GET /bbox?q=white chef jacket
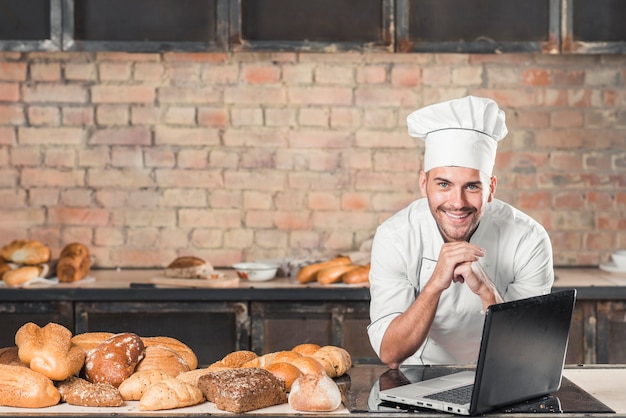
[367,198,554,365]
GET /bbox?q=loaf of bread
[56,376,124,407]
[197,368,287,413]
[118,369,171,401]
[0,364,60,408]
[341,263,370,285]
[0,259,11,278]
[1,239,51,265]
[291,343,321,356]
[311,345,352,378]
[71,332,115,355]
[0,346,27,367]
[221,350,258,368]
[264,362,302,392]
[56,243,91,283]
[288,373,342,412]
[287,355,327,376]
[84,332,145,387]
[165,256,214,278]
[142,336,198,370]
[317,264,360,285]
[2,265,45,287]
[134,345,190,377]
[138,377,204,411]
[15,322,85,381]
[296,256,351,283]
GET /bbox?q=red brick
[521,69,550,86]
[242,64,281,84]
[584,231,616,250]
[90,127,150,145]
[155,127,219,146]
[0,209,46,226]
[552,70,585,86]
[92,85,155,103]
[289,131,351,149]
[0,62,27,81]
[0,127,15,145]
[289,87,351,105]
[357,65,387,84]
[30,63,61,81]
[355,86,415,107]
[87,168,153,188]
[198,107,229,127]
[48,207,110,225]
[19,127,85,145]
[62,106,94,126]
[518,192,551,210]
[179,208,241,228]
[23,84,87,103]
[155,169,223,188]
[0,82,19,101]
[28,106,60,126]
[274,211,310,230]
[109,248,175,268]
[341,192,370,211]
[0,104,23,124]
[159,86,220,104]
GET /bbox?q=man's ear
[419,170,427,196]
[488,176,497,202]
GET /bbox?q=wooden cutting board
[149,275,240,288]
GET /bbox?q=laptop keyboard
[423,384,473,403]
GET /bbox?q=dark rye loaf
[197,368,287,413]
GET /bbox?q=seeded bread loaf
[197,368,287,413]
[56,376,123,407]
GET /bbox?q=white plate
[599,262,626,274]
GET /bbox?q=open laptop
[378,289,577,416]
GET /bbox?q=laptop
[378,289,577,416]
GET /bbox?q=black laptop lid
[470,289,577,415]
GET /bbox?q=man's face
[419,166,496,242]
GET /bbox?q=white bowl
[232,262,279,282]
[611,250,626,269]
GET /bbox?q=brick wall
[0,51,624,267]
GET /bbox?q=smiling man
[367,96,554,369]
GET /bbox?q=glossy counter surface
[0,267,625,301]
[0,364,623,417]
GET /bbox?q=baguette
[317,264,359,285]
[341,263,371,285]
[296,256,351,284]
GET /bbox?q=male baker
[367,96,553,369]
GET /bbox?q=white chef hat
[406,96,508,176]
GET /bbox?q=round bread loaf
[142,336,198,370]
[288,373,342,412]
[84,332,145,387]
[1,239,51,265]
[291,343,321,356]
[0,346,27,367]
[264,361,302,392]
[221,350,258,368]
[15,322,85,381]
[134,345,190,377]
[164,256,213,278]
[271,350,302,364]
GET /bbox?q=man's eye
[467,184,480,191]
[438,182,449,188]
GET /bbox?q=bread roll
[142,336,198,370]
[134,345,190,377]
[311,345,352,378]
[118,369,171,401]
[3,265,44,287]
[221,350,258,368]
[1,239,51,265]
[165,256,214,278]
[84,333,145,387]
[296,256,351,284]
[0,346,27,367]
[0,260,11,278]
[287,356,326,376]
[206,360,233,372]
[341,263,370,285]
[56,376,124,407]
[264,362,302,392]
[139,377,204,411]
[292,343,321,356]
[56,242,91,283]
[0,364,60,408]
[71,332,115,355]
[15,322,85,381]
[317,264,359,285]
[176,368,216,386]
[241,351,278,368]
[288,373,342,412]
